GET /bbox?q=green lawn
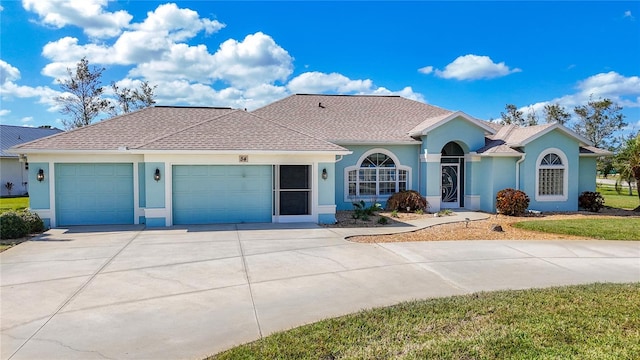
[597,184,639,210]
[0,196,29,212]
[211,283,640,359]
[513,218,640,240]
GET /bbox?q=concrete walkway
[1,215,639,359]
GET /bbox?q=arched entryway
[441,142,465,208]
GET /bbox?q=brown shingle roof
[140,110,347,152]
[252,94,454,143]
[15,106,234,151]
[13,106,347,153]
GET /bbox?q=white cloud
[133,3,225,42]
[287,72,373,94]
[368,86,426,103]
[0,60,21,84]
[0,109,10,116]
[0,81,61,110]
[624,10,635,20]
[429,54,521,80]
[21,116,34,123]
[517,71,640,123]
[22,0,132,38]
[418,66,433,75]
[30,2,426,113]
[209,32,293,88]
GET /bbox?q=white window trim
[535,148,568,202]
[343,148,411,202]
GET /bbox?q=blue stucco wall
[479,157,517,212]
[335,144,420,210]
[28,163,49,209]
[522,130,580,212]
[144,162,165,208]
[578,157,597,193]
[318,162,335,206]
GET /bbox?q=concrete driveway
[1,223,639,359]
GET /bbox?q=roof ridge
[135,109,240,149]
[241,111,348,151]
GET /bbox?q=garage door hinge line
[7,229,144,360]
[235,225,263,338]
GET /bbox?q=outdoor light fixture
[37,169,45,182]
[322,168,328,180]
[154,168,161,182]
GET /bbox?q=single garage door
[55,163,134,226]
[173,165,272,224]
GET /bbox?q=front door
[441,164,460,208]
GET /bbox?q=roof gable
[408,111,497,137]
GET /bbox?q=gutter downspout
[515,154,525,190]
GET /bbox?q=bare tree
[55,57,113,129]
[500,104,525,126]
[543,103,571,125]
[111,81,157,115]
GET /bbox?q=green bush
[578,191,605,212]
[386,190,428,212]
[352,200,381,220]
[0,211,29,239]
[496,188,530,216]
[19,210,45,233]
[377,216,389,225]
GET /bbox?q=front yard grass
[211,283,640,359]
[597,184,639,210]
[0,196,29,212]
[513,218,640,240]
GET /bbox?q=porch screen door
[441,164,459,208]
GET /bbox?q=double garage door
[172,165,272,225]
[54,164,272,226]
[55,163,134,226]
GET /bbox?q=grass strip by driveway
[211,283,640,359]
[513,218,640,240]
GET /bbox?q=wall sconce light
[321,168,328,180]
[37,169,45,182]
[154,168,161,182]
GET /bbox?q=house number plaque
[239,155,248,163]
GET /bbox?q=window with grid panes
[347,153,408,197]
[538,153,564,196]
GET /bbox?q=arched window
[536,149,568,201]
[346,150,410,199]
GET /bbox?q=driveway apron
[1,224,639,359]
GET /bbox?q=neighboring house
[10,94,609,228]
[1,125,63,196]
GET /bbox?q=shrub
[352,200,382,221]
[578,191,605,212]
[390,210,399,218]
[377,217,389,225]
[19,210,45,233]
[386,190,428,212]
[496,188,530,216]
[0,211,29,240]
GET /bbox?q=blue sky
[1,1,639,134]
